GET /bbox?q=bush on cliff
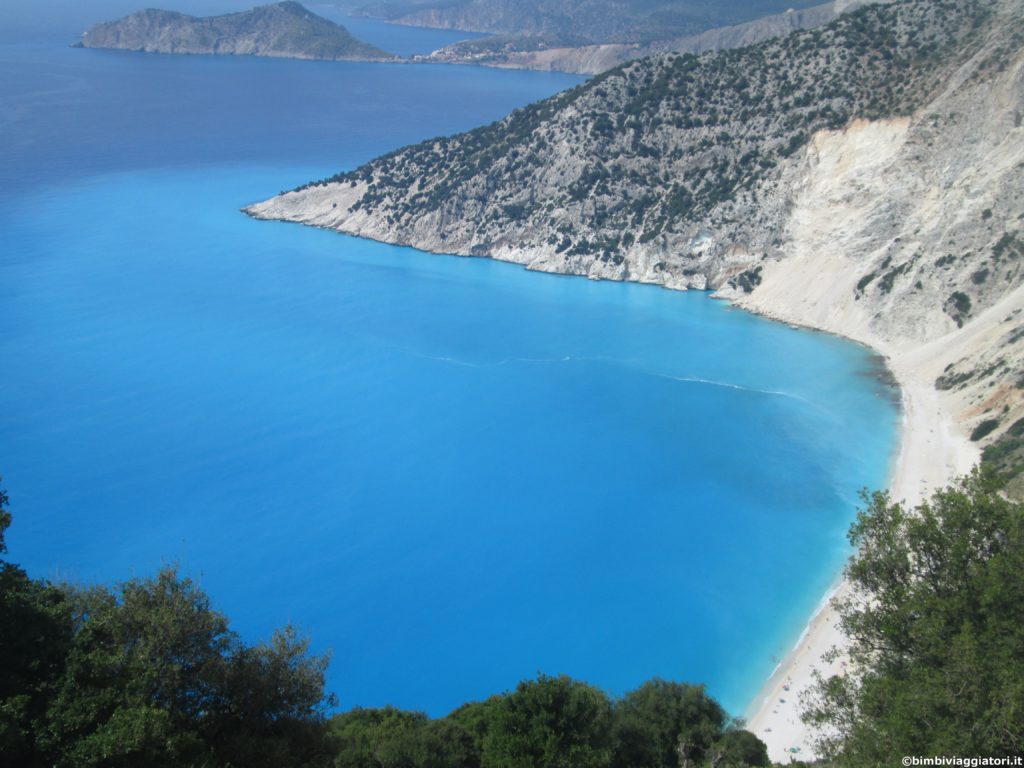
[803,468,1024,762]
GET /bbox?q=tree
[0,477,73,767]
[207,625,335,767]
[610,680,763,768]
[0,477,10,554]
[41,568,333,768]
[803,468,1024,763]
[482,674,614,768]
[329,707,431,768]
[0,564,72,766]
[708,729,769,768]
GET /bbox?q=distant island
[75,1,394,62]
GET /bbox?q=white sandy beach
[744,361,978,762]
[736,286,1024,761]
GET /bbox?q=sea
[0,0,899,716]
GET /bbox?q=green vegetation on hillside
[354,0,828,45]
[981,416,1024,498]
[803,468,1024,762]
[301,0,997,263]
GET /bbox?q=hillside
[422,0,886,74]
[249,0,1024,460]
[77,1,392,61]
[350,0,827,44]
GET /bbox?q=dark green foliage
[713,729,769,767]
[0,479,73,766]
[732,266,762,294]
[992,231,1024,262]
[327,675,765,768]
[982,417,1024,498]
[935,358,1005,391]
[482,675,614,768]
[0,564,72,766]
[935,367,974,390]
[855,271,877,293]
[330,707,436,768]
[803,469,1024,762]
[970,418,1000,441]
[0,482,334,768]
[41,570,333,768]
[610,679,727,768]
[328,706,482,768]
[946,290,972,326]
[877,261,911,294]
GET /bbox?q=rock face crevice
[248,0,1024,447]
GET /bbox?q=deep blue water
[0,3,898,716]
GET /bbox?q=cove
[0,6,898,717]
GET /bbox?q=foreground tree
[611,680,766,768]
[0,477,335,767]
[482,674,615,768]
[0,479,73,767]
[41,569,334,767]
[803,468,1024,762]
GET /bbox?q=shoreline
[740,328,980,762]
[246,199,1003,760]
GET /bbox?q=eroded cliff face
[247,0,1024,448]
[734,37,1024,441]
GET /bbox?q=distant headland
[74,1,395,62]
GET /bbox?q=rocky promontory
[76,2,393,61]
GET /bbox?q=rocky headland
[77,1,393,61]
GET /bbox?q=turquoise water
[0,5,898,716]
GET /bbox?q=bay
[0,4,898,716]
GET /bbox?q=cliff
[247,0,1024,455]
[77,1,393,61]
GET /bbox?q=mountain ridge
[350,0,828,44]
[421,0,890,75]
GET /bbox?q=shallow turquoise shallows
[0,2,899,717]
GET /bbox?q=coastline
[739,321,980,762]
